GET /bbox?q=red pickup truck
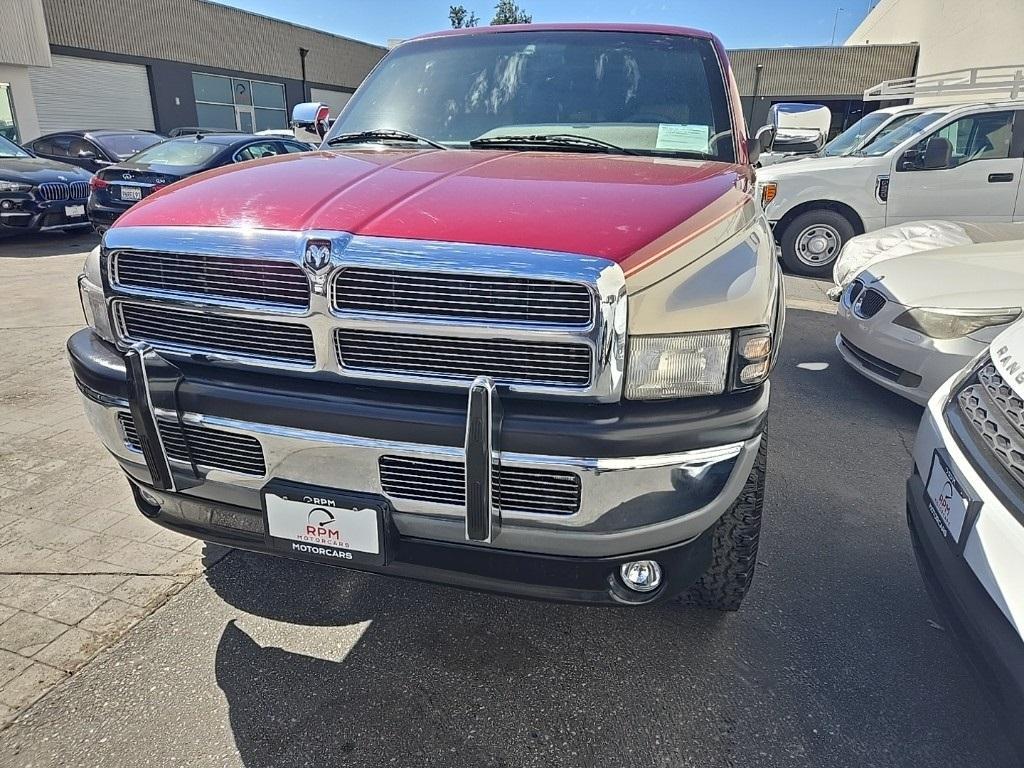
[70,24,783,608]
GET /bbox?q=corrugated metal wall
[729,44,919,97]
[40,0,386,88]
[0,0,52,67]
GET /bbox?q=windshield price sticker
[656,123,711,153]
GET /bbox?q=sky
[215,0,878,51]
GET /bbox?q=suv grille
[855,288,887,319]
[118,413,266,476]
[37,182,71,201]
[378,456,581,515]
[112,251,309,308]
[332,267,594,325]
[116,302,316,367]
[336,329,592,387]
[957,362,1024,486]
[69,181,89,200]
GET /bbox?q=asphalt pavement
[0,289,1018,767]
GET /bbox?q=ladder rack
[864,65,1024,102]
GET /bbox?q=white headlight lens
[892,307,1021,340]
[0,180,32,193]
[625,331,731,399]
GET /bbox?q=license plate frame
[64,204,85,218]
[119,186,143,202]
[261,480,388,567]
[924,449,981,555]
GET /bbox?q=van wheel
[779,209,855,278]
[677,434,766,611]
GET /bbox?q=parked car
[24,129,165,173]
[759,101,1024,276]
[87,133,311,232]
[836,235,1023,404]
[0,135,92,236]
[71,23,783,610]
[907,321,1024,747]
[817,104,926,159]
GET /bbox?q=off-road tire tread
[678,434,767,611]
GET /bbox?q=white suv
[760,102,1024,276]
[908,322,1024,743]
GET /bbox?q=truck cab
[70,24,782,609]
[759,66,1024,276]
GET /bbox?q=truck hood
[758,153,873,179]
[863,240,1024,310]
[113,148,748,263]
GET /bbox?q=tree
[491,0,532,24]
[449,5,479,28]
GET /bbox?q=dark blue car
[0,136,93,237]
[87,133,310,233]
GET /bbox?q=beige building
[846,0,1024,100]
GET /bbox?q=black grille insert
[119,413,266,476]
[379,455,581,515]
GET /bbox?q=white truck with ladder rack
[758,65,1024,276]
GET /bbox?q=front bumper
[907,377,1024,721]
[0,194,90,233]
[70,329,767,604]
[835,290,985,405]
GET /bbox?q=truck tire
[678,433,767,611]
[779,209,855,278]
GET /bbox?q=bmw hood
[860,239,1024,310]
[0,157,92,184]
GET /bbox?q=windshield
[857,112,946,157]
[328,30,736,162]
[98,133,164,160]
[821,113,889,156]
[128,139,222,166]
[0,136,31,158]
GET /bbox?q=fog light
[0,200,13,210]
[619,560,662,592]
[139,487,161,507]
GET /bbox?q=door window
[917,111,1016,166]
[0,83,18,143]
[278,141,310,153]
[234,141,281,162]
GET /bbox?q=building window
[0,84,19,143]
[192,73,287,133]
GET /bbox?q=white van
[760,102,1024,276]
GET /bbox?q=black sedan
[88,133,310,232]
[24,130,166,173]
[0,135,93,236]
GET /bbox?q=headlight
[0,180,31,193]
[892,307,1021,340]
[624,326,775,400]
[760,182,777,207]
[78,247,116,343]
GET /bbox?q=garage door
[310,87,353,118]
[29,55,155,136]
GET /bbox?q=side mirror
[291,102,331,140]
[747,125,776,165]
[921,136,952,170]
[767,103,831,155]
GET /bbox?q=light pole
[299,47,309,102]
[831,6,845,45]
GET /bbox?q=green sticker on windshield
[656,124,710,153]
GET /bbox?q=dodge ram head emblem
[303,239,333,294]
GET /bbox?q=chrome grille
[118,413,266,476]
[855,288,886,319]
[336,329,592,387]
[116,302,316,367]
[112,250,310,308]
[332,267,594,325]
[37,182,70,201]
[958,363,1024,486]
[378,456,581,515]
[69,181,89,200]
[846,279,864,304]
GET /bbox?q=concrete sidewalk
[0,234,208,726]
